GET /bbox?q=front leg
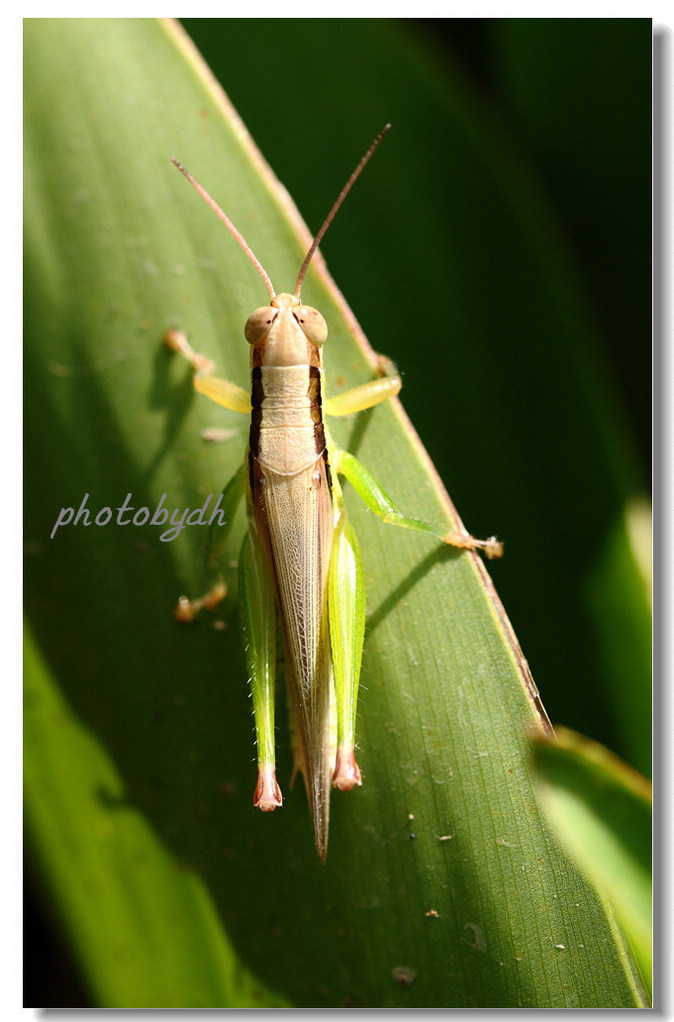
[324,354,401,417]
[164,328,251,414]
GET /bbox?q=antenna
[293,123,391,299]
[170,157,276,301]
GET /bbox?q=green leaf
[25,19,650,1008]
[533,728,652,996]
[24,622,289,1008]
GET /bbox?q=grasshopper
[165,126,502,861]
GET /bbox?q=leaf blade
[24,18,649,1008]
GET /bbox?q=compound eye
[293,306,328,347]
[244,306,276,345]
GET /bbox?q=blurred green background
[24,18,651,1006]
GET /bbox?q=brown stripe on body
[307,365,328,460]
[248,366,264,497]
[306,367,335,493]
